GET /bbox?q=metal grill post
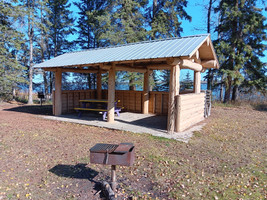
[111,165,116,190]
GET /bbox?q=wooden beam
[116,65,147,73]
[206,37,210,46]
[167,64,180,134]
[62,68,98,73]
[44,68,56,72]
[180,59,203,72]
[194,71,201,93]
[54,68,62,116]
[167,58,203,72]
[142,71,149,114]
[43,67,107,73]
[107,63,115,122]
[201,60,216,69]
[97,69,102,99]
[102,64,147,73]
[166,58,181,66]
[147,64,171,70]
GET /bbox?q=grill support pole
[111,165,116,191]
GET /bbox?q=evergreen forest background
[1,0,266,104]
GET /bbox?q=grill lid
[90,143,119,153]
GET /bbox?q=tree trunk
[153,0,157,18]
[43,71,49,99]
[206,0,213,91]
[129,78,136,91]
[12,87,16,101]
[87,74,92,89]
[224,76,232,103]
[40,3,49,100]
[232,84,238,101]
[93,74,96,89]
[220,75,224,102]
[28,28,33,104]
[207,69,211,90]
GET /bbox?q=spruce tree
[47,0,75,57]
[0,0,26,100]
[99,0,146,45]
[215,0,266,102]
[181,71,193,90]
[146,0,191,39]
[74,0,109,49]
[36,0,51,99]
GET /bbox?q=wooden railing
[55,89,206,132]
[59,89,169,115]
[61,90,96,114]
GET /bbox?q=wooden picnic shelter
[34,34,219,134]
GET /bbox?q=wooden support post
[107,63,115,122]
[54,68,62,116]
[111,165,117,191]
[194,71,201,93]
[142,71,149,114]
[97,69,102,99]
[176,95,182,132]
[167,65,180,134]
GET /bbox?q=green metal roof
[34,34,210,68]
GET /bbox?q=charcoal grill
[90,143,135,191]
[90,143,135,166]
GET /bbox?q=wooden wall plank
[162,94,169,115]
[149,93,155,114]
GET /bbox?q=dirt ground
[0,102,266,200]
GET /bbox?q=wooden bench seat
[74,108,107,112]
[74,106,123,120]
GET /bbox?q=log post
[54,68,62,116]
[167,65,180,134]
[107,63,115,122]
[142,70,149,114]
[194,71,201,93]
[97,68,102,99]
[111,165,117,191]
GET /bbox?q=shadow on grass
[49,163,98,180]
[4,105,53,115]
[252,104,267,112]
[49,163,104,197]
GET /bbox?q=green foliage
[47,0,75,56]
[74,0,109,49]
[181,71,193,90]
[215,0,266,102]
[0,0,27,100]
[98,0,147,45]
[158,70,170,91]
[146,0,191,39]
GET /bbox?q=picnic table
[74,99,122,120]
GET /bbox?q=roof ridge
[65,34,210,55]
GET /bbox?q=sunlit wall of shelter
[34,34,219,134]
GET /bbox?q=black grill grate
[90,143,119,153]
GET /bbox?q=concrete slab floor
[42,112,205,143]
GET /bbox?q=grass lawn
[0,102,266,199]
